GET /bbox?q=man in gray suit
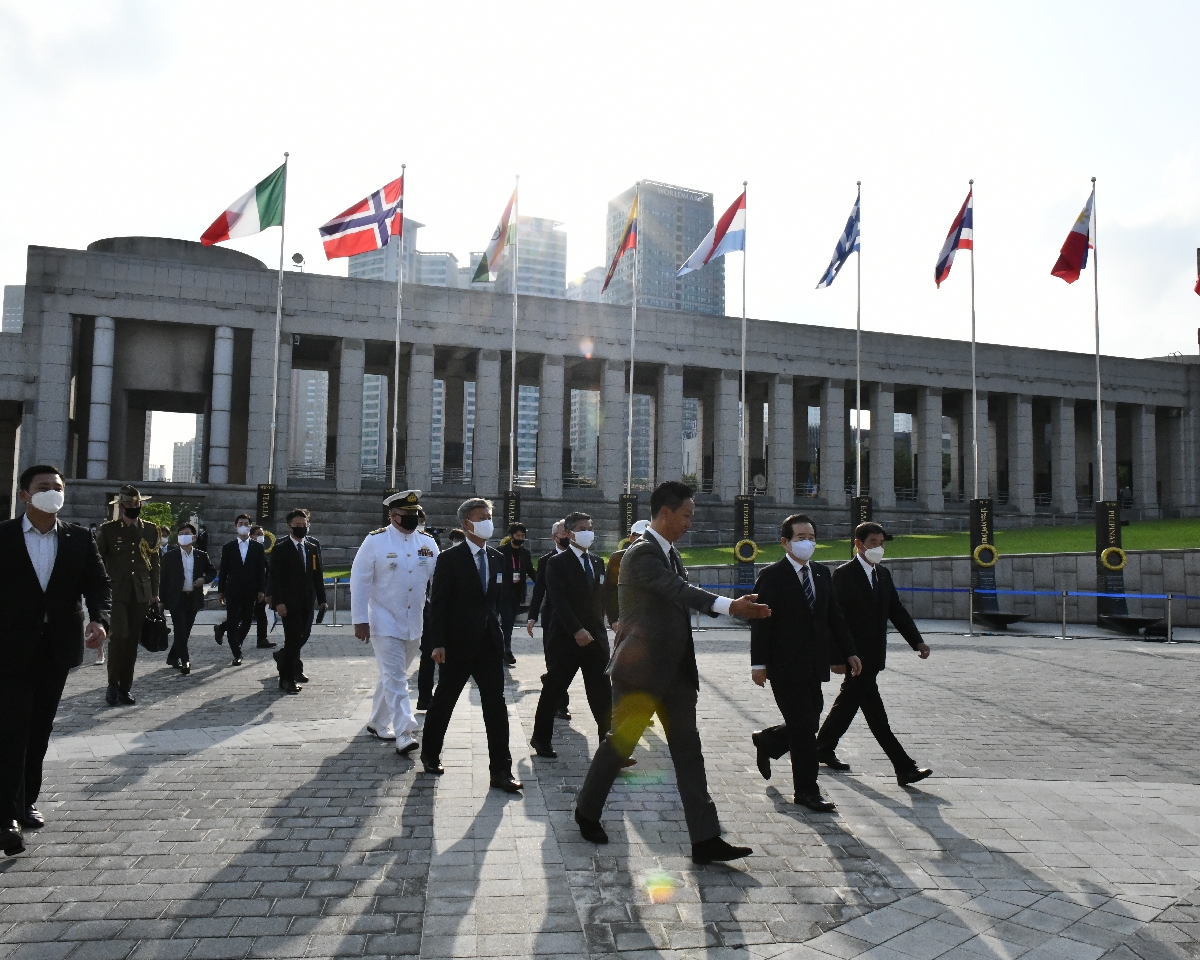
[574,481,771,864]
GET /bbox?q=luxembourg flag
[934,189,973,288]
[1051,189,1095,284]
[677,190,746,277]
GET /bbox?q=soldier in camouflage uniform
[95,485,160,705]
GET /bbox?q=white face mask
[178,534,194,546]
[417,523,426,533]
[470,518,494,541]
[255,535,266,544]
[30,489,65,514]
[573,529,596,550]
[789,538,816,562]
[864,545,885,564]
[237,525,250,536]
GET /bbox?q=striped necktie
[800,564,815,611]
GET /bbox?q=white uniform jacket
[350,525,440,640]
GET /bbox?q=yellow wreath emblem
[734,539,760,563]
[1100,546,1127,571]
[263,530,277,555]
[972,543,999,568]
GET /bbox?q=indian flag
[201,163,286,246]
[471,188,517,283]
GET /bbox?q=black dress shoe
[751,731,771,780]
[180,663,190,676]
[555,708,571,720]
[574,808,608,845]
[504,652,517,666]
[231,656,242,666]
[490,774,523,793]
[529,738,557,759]
[105,685,118,706]
[415,700,430,711]
[256,641,277,649]
[295,673,309,683]
[117,691,136,706]
[0,821,24,856]
[420,756,444,775]
[898,767,933,786]
[19,807,44,829]
[692,836,752,865]
[620,758,637,768]
[166,653,179,667]
[794,790,837,812]
[817,750,850,770]
[214,624,224,645]
[280,678,300,694]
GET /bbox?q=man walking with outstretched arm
[574,481,771,864]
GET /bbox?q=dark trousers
[107,597,146,693]
[420,640,511,775]
[540,624,569,712]
[167,605,197,665]
[0,633,70,822]
[224,594,256,655]
[756,672,825,795]
[577,678,720,844]
[254,599,269,645]
[500,594,521,655]
[275,607,312,680]
[416,649,437,706]
[532,635,611,745]
[815,669,915,773]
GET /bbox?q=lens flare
[643,871,676,904]
[579,338,594,358]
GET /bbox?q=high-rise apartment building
[569,389,600,482]
[515,384,540,482]
[346,218,424,283]
[601,180,723,316]
[460,253,492,292]
[415,252,460,288]
[431,379,445,476]
[288,370,329,475]
[361,374,385,476]
[2,285,24,332]
[173,439,196,483]
[566,267,605,303]
[494,217,567,299]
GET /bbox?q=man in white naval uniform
[352,490,439,755]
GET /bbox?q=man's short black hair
[650,480,694,518]
[176,521,197,535]
[448,528,466,544]
[19,464,62,492]
[235,513,252,524]
[285,508,310,524]
[781,514,818,540]
[854,521,886,543]
[508,522,527,536]
[562,511,591,531]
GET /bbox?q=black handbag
[140,604,171,652]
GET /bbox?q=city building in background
[431,379,445,478]
[601,180,723,316]
[2,285,23,332]
[568,388,600,483]
[416,252,461,288]
[566,267,605,303]
[173,439,196,483]
[494,216,567,298]
[346,218,423,283]
[461,253,492,292]
[361,374,386,478]
[629,393,655,487]
[516,384,539,483]
[463,380,476,478]
[682,396,701,481]
[146,464,166,481]
[288,370,329,477]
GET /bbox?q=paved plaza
[2,616,1199,960]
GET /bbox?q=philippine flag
[934,189,973,288]
[1051,190,1095,284]
[677,190,746,277]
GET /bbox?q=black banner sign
[734,494,756,598]
[851,496,872,557]
[1094,500,1127,619]
[503,491,520,529]
[969,497,999,614]
[618,493,639,541]
[256,484,276,527]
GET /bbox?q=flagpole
[1092,177,1103,501]
[387,165,406,490]
[740,180,748,498]
[509,174,519,493]
[855,180,862,500]
[267,152,289,487]
[626,183,639,495]
[969,179,978,501]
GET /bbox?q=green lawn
[673,517,1200,567]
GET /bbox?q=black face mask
[398,514,420,531]
[512,538,525,547]
[124,506,141,519]
[291,525,308,539]
[555,537,570,549]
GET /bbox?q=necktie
[669,548,685,577]
[872,567,881,603]
[476,547,488,591]
[801,565,815,611]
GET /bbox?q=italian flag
[201,163,286,246]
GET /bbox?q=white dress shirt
[22,515,57,592]
[238,537,249,562]
[643,525,732,616]
[856,552,876,581]
[569,543,596,579]
[181,547,195,592]
[751,553,813,671]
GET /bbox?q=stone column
[86,316,116,480]
[769,374,794,503]
[820,379,846,506]
[473,349,501,495]
[598,359,626,500]
[656,365,684,485]
[1101,401,1118,501]
[405,345,435,493]
[335,338,365,492]
[207,326,235,485]
[1051,397,1076,514]
[272,336,292,488]
[245,323,278,486]
[714,370,740,501]
[869,382,896,508]
[537,354,565,499]
[1131,404,1157,512]
[964,389,990,500]
[917,386,943,512]
[1007,393,1035,514]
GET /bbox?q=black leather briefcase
[140,605,172,652]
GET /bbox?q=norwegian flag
[319,175,404,260]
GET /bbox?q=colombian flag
[601,194,638,294]
[1051,189,1095,284]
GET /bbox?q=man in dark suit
[249,525,273,647]
[420,498,521,793]
[268,508,326,694]
[816,521,933,786]
[161,521,215,675]
[575,481,770,864]
[529,512,611,758]
[417,527,464,710]
[749,515,861,811]
[496,522,536,666]
[215,513,269,664]
[0,465,110,855]
[526,520,571,718]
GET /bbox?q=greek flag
[815,196,861,289]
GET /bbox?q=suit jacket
[544,548,607,650]
[96,517,160,602]
[749,558,856,683]
[609,535,720,694]
[527,548,559,627]
[426,541,505,658]
[218,538,268,599]
[832,558,923,673]
[268,536,326,614]
[496,542,536,602]
[0,517,111,670]
[160,547,216,614]
[603,548,627,627]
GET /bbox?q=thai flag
[677,190,746,277]
[1051,189,1095,284]
[934,189,973,288]
[319,175,404,260]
